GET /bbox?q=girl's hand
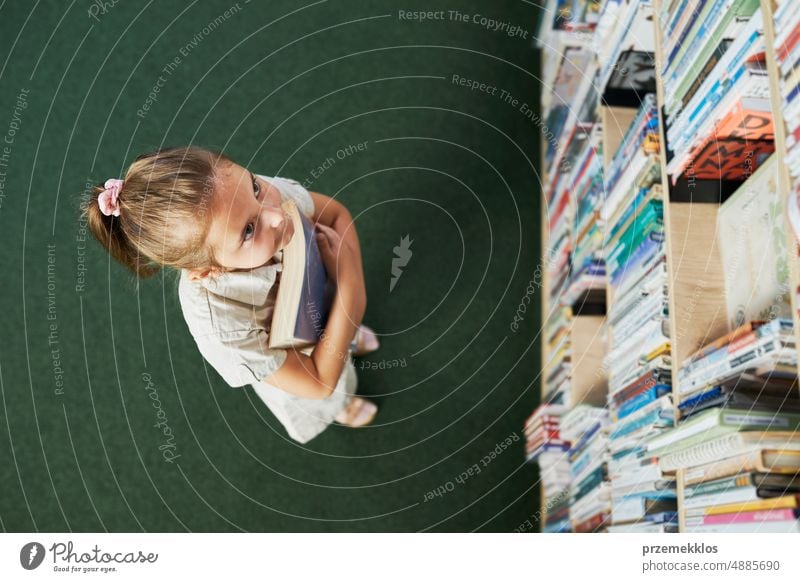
[316,223,356,280]
[316,222,366,316]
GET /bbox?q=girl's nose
[263,207,285,229]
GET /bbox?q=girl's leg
[252,357,361,442]
[352,324,380,356]
[334,396,377,427]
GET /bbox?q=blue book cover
[294,212,335,342]
[611,234,663,286]
[616,385,672,420]
[269,203,335,348]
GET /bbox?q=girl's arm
[309,191,363,277]
[259,224,366,400]
[309,190,367,347]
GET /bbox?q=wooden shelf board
[600,105,639,171]
[569,315,608,407]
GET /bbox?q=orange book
[684,321,765,365]
[687,138,774,181]
[673,100,774,183]
[714,100,773,141]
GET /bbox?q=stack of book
[545,126,583,303]
[601,95,660,224]
[538,0,599,140]
[773,1,800,239]
[677,319,798,401]
[651,320,800,531]
[544,306,572,403]
[651,409,800,533]
[524,403,572,533]
[561,405,611,532]
[593,0,657,102]
[543,51,596,173]
[525,403,569,461]
[601,94,677,533]
[546,116,602,302]
[542,484,573,533]
[563,123,607,307]
[660,1,774,183]
[605,359,677,532]
[601,94,663,366]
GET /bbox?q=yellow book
[645,341,670,362]
[705,494,800,516]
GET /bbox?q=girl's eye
[244,222,255,241]
[253,179,261,198]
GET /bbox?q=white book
[660,431,800,472]
[684,520,800,533]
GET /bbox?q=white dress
[177,175,357,443]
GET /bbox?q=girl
[83,146,380,443]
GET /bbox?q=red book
[526,436,570,452]
[524,425,561,439]
[777,23,800,62]
[526,414,563,427]
[549,192,571,231]
[727,330,759,354]
[573,512,610,533]
[613,375,660,407]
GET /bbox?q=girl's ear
[186,268,208,281]
[187,266,223,281]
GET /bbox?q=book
[684,486,760,510]
[684,520,800,533]
[685,449,800,485]
[573,512,610,533]
[681,321,767,368]
[647,407,800,455]
[268,201,335,349]
[688,508,800,526]
[611,495,676,523]
[608,522,679,533]
[684,472,800,508]
[677,319,795,395]
[660,431,800,471]
[701,494,800,516]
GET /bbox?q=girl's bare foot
[353,325,380,356]
[334,396,378,427]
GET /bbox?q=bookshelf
[527,0,800,533]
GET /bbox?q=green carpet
[0,0,542,532]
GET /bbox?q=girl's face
[204,161,295,270]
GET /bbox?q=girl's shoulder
[177,263,282,336]
[257,174,314,218]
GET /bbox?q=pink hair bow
[98,178,124,217]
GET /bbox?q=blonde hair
[82,146,230,278]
